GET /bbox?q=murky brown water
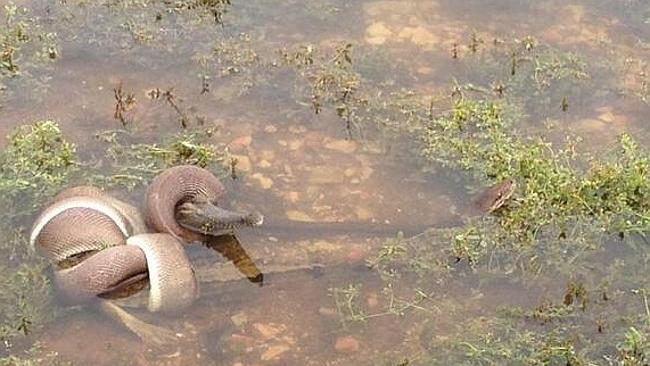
[4,0,650,364]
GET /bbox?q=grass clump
[0,3,58,108]
[0,120,77,219]
[1,3,58,76]
[189,35,263,97]
[617,327,650,365]
[0,121,74,359]
[447,329,587,365]
[0,231,51,348]
[420,298,650,365]
[164,0,231,24]
[91,128,230,190]
[0,342,70,366]
[280,43,367,138]
[418,94,650,266]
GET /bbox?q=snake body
[30,165,259,314]
[127,233,198,312]
[30,196,132,262]
[53,245,148,301]
[145,165,226,243]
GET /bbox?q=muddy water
[4,0,650,365]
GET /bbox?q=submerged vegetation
[0,122,69,361]
[0,3,58,108]
[0,3,58,76]
[421,98,650,263]
[92,128,230,190]
[0,121,77,220]
[279,42,367,138]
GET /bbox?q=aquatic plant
[206,32,263,96]
[373,243,650,365]
[421,95,650,258]
[0,249,55,348]
[0,3,58,109]
[0,3,58,76]
[280,43,367,138]
[164,0,232,24]
[618,327,650,365]
[0,120,77,219]
[0,121,73,360]
[91,128,231,190]
[0,342,70,366]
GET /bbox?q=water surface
[3,0,650,364]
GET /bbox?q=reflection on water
[4,0,650,364]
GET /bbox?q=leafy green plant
[618,327,650,365]
[418,93,650,257]
[0,120,77,218]
[0,122,71,357]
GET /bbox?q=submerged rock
[334,335,360,354]
[260,344,290,361]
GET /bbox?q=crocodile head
[471,177,516,214]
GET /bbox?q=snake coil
[31,165,262,306]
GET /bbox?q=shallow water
[4,0,650,364]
